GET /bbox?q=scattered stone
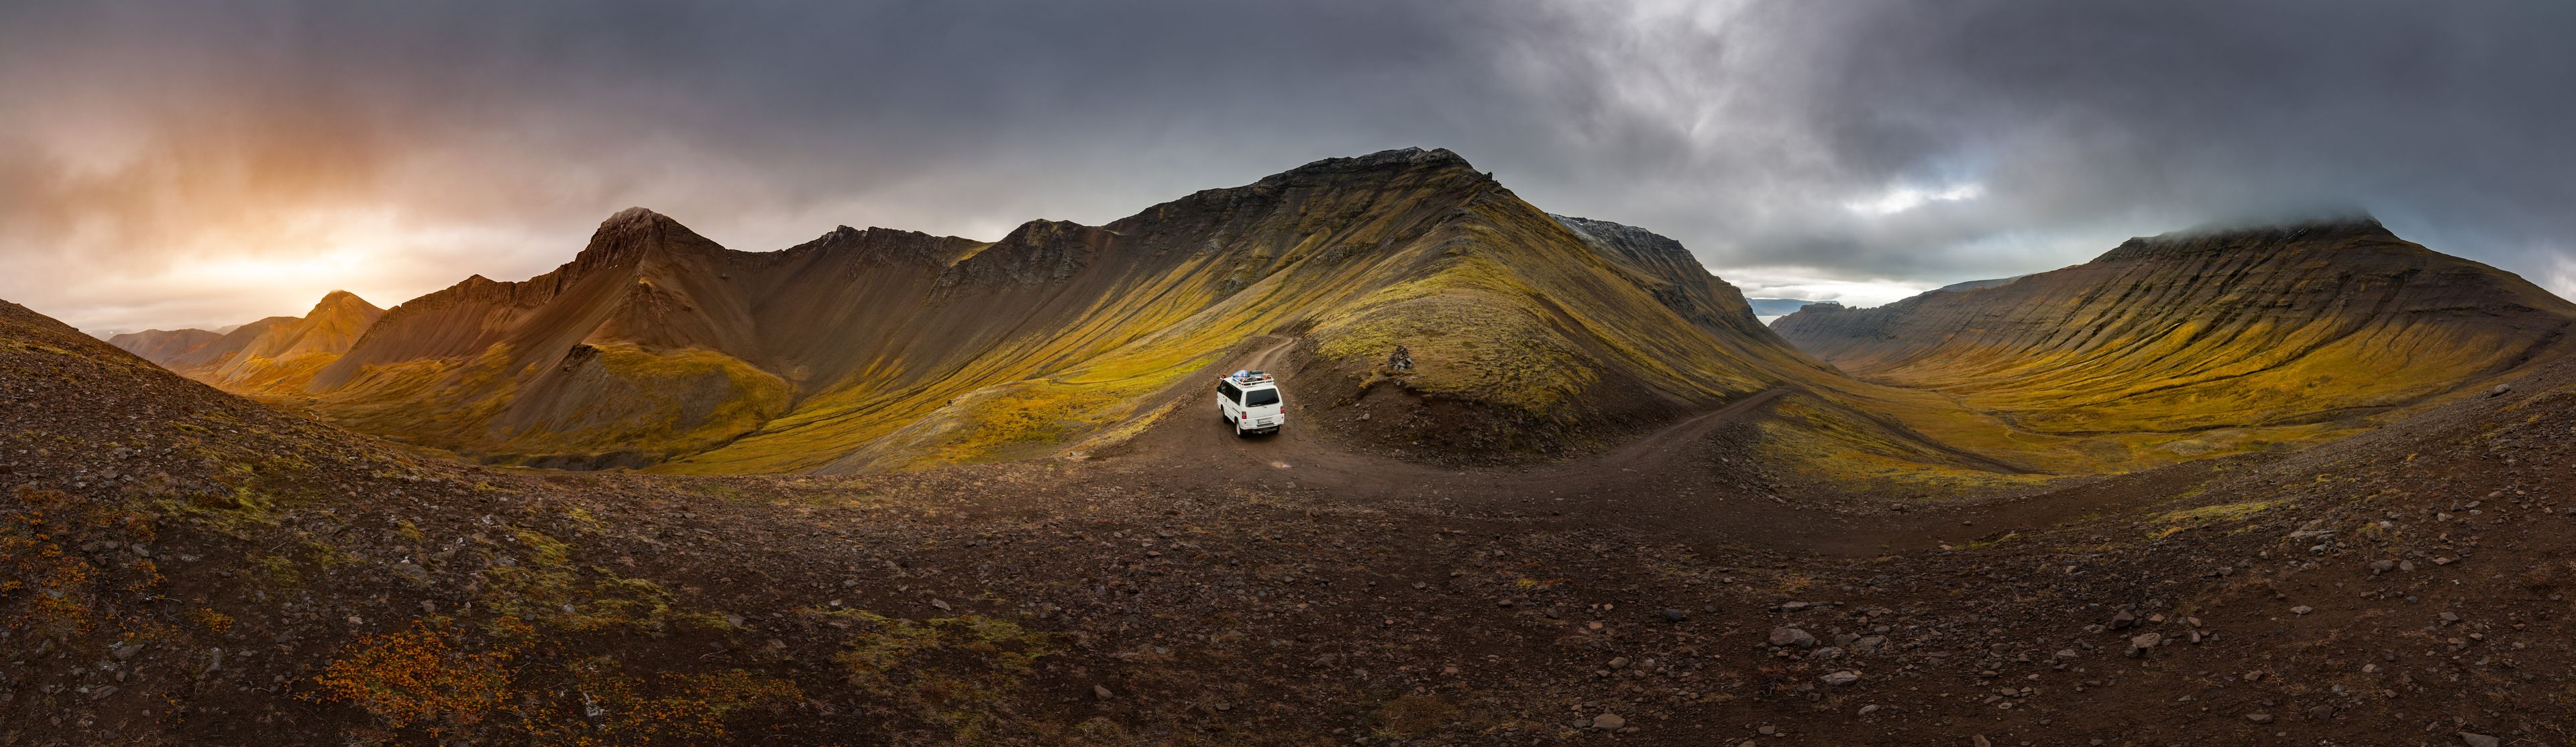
[2459,732,2499,747]
[1093,685,1114,700]
[2486,384,2510,398]
[2290,606,2314,615]
[1659,608,1689,622]
[1819,670,1861,686]
[2245,713,2273,724]
[1590,713,1625,730]
[2127,633,2161,657]
[2369,559,2396,574]
[1768,627,1817,648]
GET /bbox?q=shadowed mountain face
[111,290,385,394]
[1747,298,1827,317]
[284,148,1827,471]
[1772,219,2576,456]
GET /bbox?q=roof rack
[1229,369,1274,384]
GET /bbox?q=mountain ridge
[1771,216,2575,467]
[247,148,1825,472]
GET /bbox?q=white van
[1215,369,1285,437]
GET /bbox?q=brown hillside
[1772,218,2576,467]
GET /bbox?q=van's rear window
[1245,390,1281,406]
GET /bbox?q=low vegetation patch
[311,624,515,732]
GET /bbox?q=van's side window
[1218,382,1240,403]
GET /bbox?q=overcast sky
[5,1,2571,335]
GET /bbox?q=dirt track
[1110,336,2158,557]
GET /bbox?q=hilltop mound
[286,148,1823,471]
[1772,218,2576,466]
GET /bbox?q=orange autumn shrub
[312,624,514,731]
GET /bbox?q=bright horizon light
[1845,183,1986,217]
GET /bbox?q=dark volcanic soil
[5,298,2575,746]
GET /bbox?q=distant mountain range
[103,152,2576,480]
[1748,298,1827,317]
[109,290,384,394]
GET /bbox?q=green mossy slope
[1772,219,2576,474]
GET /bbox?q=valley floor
[6,305,2575,745]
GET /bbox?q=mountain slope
[290,149,1830,472]
[107,327,222,361]
[111,290,385,395]
[1772,218,2576,465]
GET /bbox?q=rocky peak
[938,219,1113,288]
[1552,215,1693,267]
[306,290,381,319]
[1255,147,1481,189]
[780,225,978,268]
[564,207,728,278]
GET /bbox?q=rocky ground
[4,297,2573,746]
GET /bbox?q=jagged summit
[565,207,730,272]
[600,205,675,228]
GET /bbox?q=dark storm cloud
[1,1,2569,332]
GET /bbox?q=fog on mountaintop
[1,1,2570,333]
